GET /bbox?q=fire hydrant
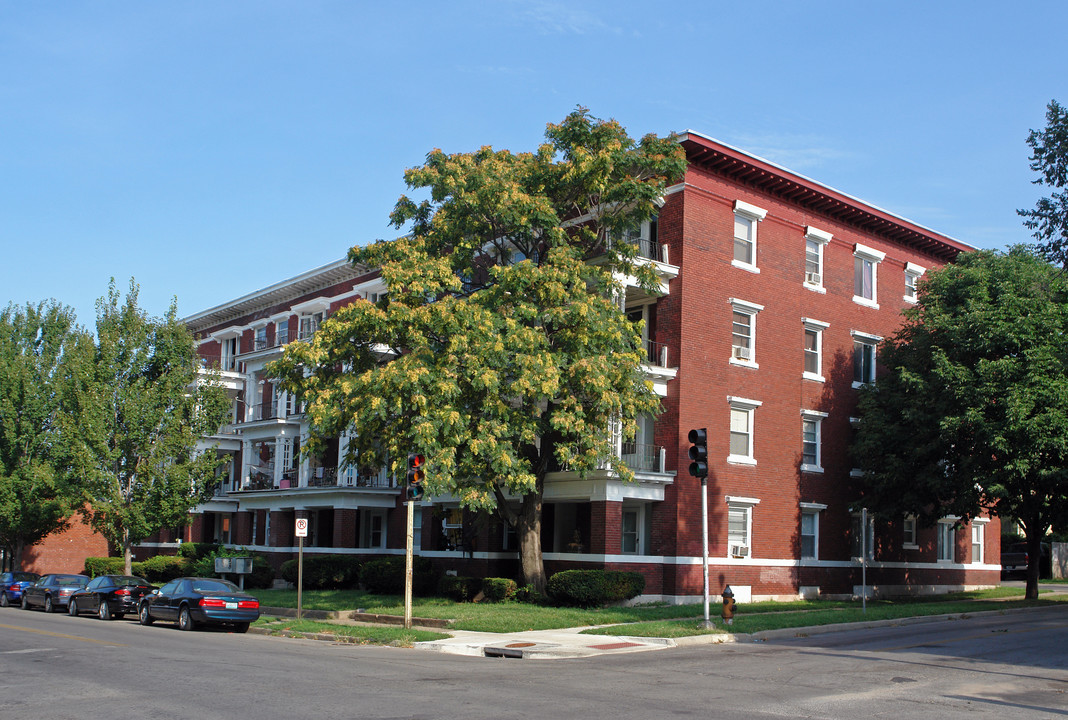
[721,585,736,625]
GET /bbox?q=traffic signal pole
[687,428,713,629]
[404,498,414,630]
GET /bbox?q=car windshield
[116,576,150,585]
[13,572,37,581]
[192,579,240,593]
[57,575,88,586]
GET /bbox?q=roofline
[182,257,367,328]
[679,130,974,260]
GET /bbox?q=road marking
[1,648,57,654]
[0,623,127,647]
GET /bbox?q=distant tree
[62,280,231,574]
[1019,99,1068,265]
[272,108,685,593]
[0,301,89,570]
[853,247,1068,599]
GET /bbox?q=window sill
[852,296,879,310]
[903,296,918,304]
[902,543,919,550]
[803,372,825,383]
[800,464,824,474]
[732,260,760,274]
[803,282,826,294]
[729,358,759,370]
[851,381,873,389]
[727,455,756,466]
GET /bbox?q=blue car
[138,577,260,633]
[0,572,40,607]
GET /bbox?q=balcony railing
[238,464,396,491]
[251,329,292,353]
[621,442,666,473]
[643,340,669,368]
[246,465,275,490]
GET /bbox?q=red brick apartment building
[165,132,999,602]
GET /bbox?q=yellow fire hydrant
[722,585,736,625]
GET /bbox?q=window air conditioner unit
[732,346,751,361]
[730,544,749,558]
[805,272,821,285]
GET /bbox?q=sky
[2,1,1066,327]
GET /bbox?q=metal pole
[404,499,414,630]
[297,535,304,620]
[701,477,711,628]
[861,507,867,614]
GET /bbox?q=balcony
[643,340,669,369]
[621,441,668,473]
[237,464,396,492]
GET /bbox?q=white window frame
[802,317,828,382]
[904,262,926,304]
[729,298,763,368]
[727,396,761,465]
[800,502,826,560]
[971,519,988,564]
[937,518,959,562]
[621,504,645,555]
[800,409,827,473]
[851,331,882,388]
[853,243,885,308]
[725,495,760,558]
[360,508,387,549]
[902,515,919,549]
[732,200,767,273]
[803,226,831,292]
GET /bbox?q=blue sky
[2,1,1066,326]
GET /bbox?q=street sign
[295,518,308,538]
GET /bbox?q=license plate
[225,602,238,609]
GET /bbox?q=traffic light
[688,428,708,478]
[406,453,426,501]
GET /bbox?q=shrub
[138,555,193,582]
[84,557,145,577]
[481,577,518,602]
[547,570,645,607]
[177,542,219,559]
[360,557,437,596]
[275,555,360,590]
[438,575,480,602]
[189,548,277,589]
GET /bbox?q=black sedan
[138,577,260,633]
[0,571,40,607]
[68,575,155,620]
[21,574,89,612]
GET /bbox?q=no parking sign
[295,517,308,538]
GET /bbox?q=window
[730,299,763,366]
[360,509,386,549]
[254,325,268,352]
[803,227,831,291]
[727,397,761,465]
[276,318,290,346]
[732,200,767,272]
[937,519,957,562]
[800,410,827,473]
[620,217,660,262]
[299,311,324,341]
[853,244,886,307]
[971,521,986,563]
[219,336,238,371]
[902,515,918,549]
[851,512,875,560]
[852,331,882,386]
[799,503,825,559]
[904,262,925,303]
[802,318,828,382]
[726,496,759,557]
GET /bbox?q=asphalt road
[0,604,1065,719]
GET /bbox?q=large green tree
[1019,99,1068,265]
[272,109,685,592]
[853,247,1068,599]
[0,301,90,570]
[62,280,231,574]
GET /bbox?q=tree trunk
[516,489,546,595]
[123,528,133,576]
[13,538,25,572]
[1024,530,1042,600]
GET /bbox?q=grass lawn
[248,586,1059,636]
[252,616,449,646]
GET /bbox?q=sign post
[295,517,308,620]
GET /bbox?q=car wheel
[178,605,195,632]
[69,599,79,616]
[233,622,250,634]
[138,603,154,626]
[44,596,54,613]
[1,592,9,608]
[21,595,29,610]
[98,600,112,621]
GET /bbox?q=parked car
[21,574,90,612]
[138,577,260,633]
[68,575,155,620]
[1001,542,1052,579]
[0,571,40,607]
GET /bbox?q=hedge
[138,555,194,582]
[546,569,645,607]
[84,557,145,578]
[279,555,361,590]
[177,542,219,559]
[481,577,518,602]
[360,557,437,596]
[437,575,480,602]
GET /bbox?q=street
[0,605,1065,719]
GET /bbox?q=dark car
[138,577,260,633]
[0,571,40,607]
[21,574,90,612]
[68,575,155,620]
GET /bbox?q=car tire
[21,595,29,610]
[98,600,112,621]
[138,603,154,626]
[44,596,54,613]
[233,622,250,634]
[178,605,195,632]
[1,592,9,608]
[69,599,79,616]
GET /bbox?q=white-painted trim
[725,495,761,506]
[729,298,765,313]
[853,243,886,263]
[734,199,768,221]
[804,226,833,244]
[727,396,762,410]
